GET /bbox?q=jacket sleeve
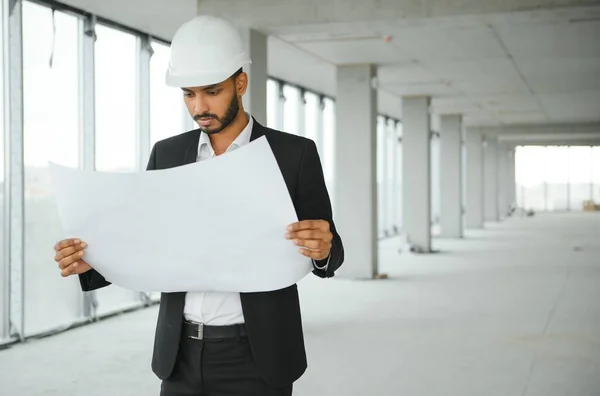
[79,143,159,292]
[295,140,344,278]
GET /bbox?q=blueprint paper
[49,136,313,293]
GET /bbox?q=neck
[209,110,249,155]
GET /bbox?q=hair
[231,68,243,81]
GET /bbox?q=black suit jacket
[78,119,344,387]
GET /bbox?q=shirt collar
[198,114,253,157]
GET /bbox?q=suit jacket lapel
[183,129,201,165]
[250,117,265,142]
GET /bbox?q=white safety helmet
[165,15,252,88]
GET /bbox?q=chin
[199,125,222,135]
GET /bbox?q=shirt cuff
[312,254,330,271]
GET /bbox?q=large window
[22,2,82,336]
[150,40,187,146]
[94,23,142,315]
[516,145,600,211]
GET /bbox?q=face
[182,73,247,135]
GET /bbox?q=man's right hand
[54,238,93,277]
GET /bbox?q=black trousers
[160,334,293,396]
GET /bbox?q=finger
[287,220,323,232]
[58,249,85,270]
[54,242,87,262]
[287,229,332,242]
[293,239,323,250]
[286,229,321,240]
[55,238,82,252]
[61,262,77,277]
[299,248,329,260]
[60,260,91,277]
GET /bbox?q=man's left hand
[286,220,332,261]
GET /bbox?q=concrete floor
[1,212,599,396]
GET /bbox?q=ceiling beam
[503,139,600,147]
[499,132,600,142]
[474,122,600,137]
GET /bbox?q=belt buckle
[189,323,204,340]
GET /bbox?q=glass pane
[323,98,335,209]
[386,120,397,234]
[546,146,569,211]
[376,116,386,237]
[282,85,300,135]
[304,92,319,144]
[266,79,278,129]
[593,147,600,202]
[568,146,592,210]
[94,24,142,315]
[396,124,403,231]
[430,136,441,225]
[515,147,523,208]
[0,0,5,340]
[22,2,82,336]
[95,24,137,173]
[150,40,187,146]
[515,146,546,211]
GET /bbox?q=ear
[236,72,249,96]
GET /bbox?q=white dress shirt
[183,114,329,326]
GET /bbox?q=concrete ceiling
[52,0,600,133]
[270,6,600,127]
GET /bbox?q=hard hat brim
[165,59,252,88]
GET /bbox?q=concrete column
[402,97,431,252]
[485,137,500,222]
[440,115,463,238]
[498,145,508,218]
[466,129,484,229]
[237,28,267,126]
[335,65,378,279]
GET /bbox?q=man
[52,15,343,396]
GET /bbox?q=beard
[194,93,240,135]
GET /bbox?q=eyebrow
[182,85,220,94]
[202,85,220,91]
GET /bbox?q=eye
[183,92,193,98]
[207,89,219,96]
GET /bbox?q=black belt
[183,320,247,340]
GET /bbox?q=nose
[193,96,209,115]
